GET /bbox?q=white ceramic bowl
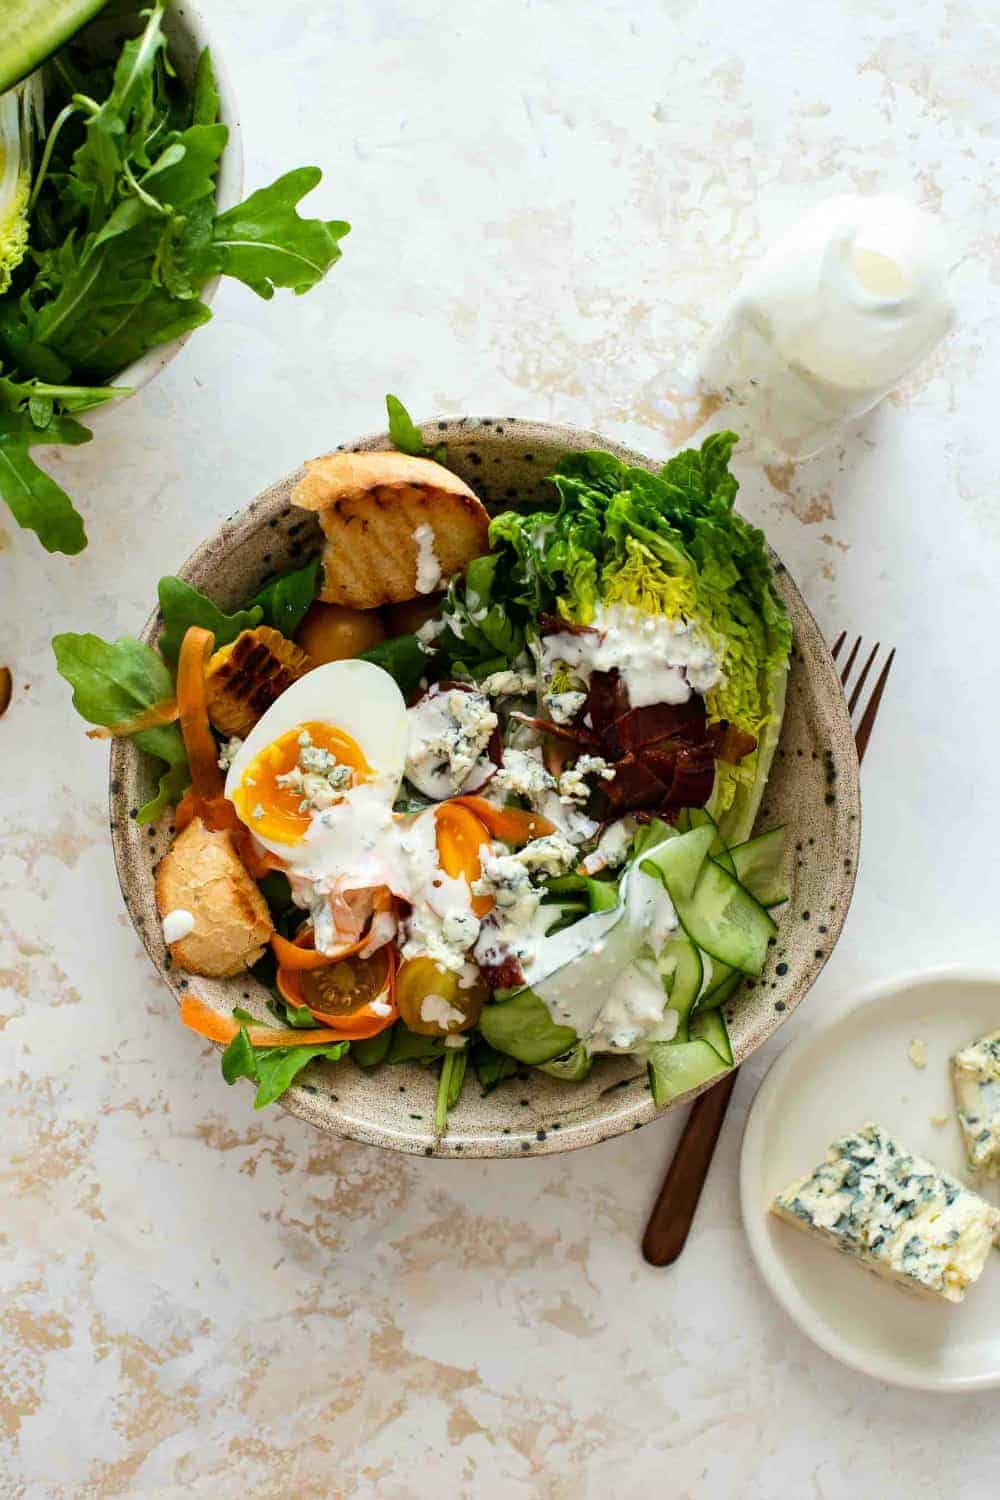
[741,967,1000,1391]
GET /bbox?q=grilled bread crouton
[205,626,312,737]
[155,817,272,977]
[292,450,490,609]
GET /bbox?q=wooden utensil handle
[641,1068,740,1266]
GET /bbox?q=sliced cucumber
[683,806,737,875]
[0,0,110,94]
[658,932,702,1042]
[647,1039,730,1107]
[632,817,675,858]
[544,874,619,910]
[639,824,713,903]
[672,856,777,975]
[695,967,742,1012]
[729,827,790,908]
[690,1007,734,1066]
[538,1044,593,1082]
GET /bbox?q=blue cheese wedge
[952,1030,1000,1178]
[771,1122,1000,1303]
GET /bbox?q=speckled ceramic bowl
[110,418,860,1158]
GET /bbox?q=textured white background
[3,0,999,1494]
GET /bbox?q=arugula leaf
[0,371,117,552]
[435,553,525,676]
[359,633,429,699]
[220,1024,350,1108]
[212,168,348,298]
[266,998,319,1029]
[156,576,262,665]
[250,556,321,637]
[221,1025,256,1083]
[252,1043,349,1108]
[71,1,170,214]
[191,48,220,128]
[386,393,447,463]
[51,630,190,821]
[2,10,347,554]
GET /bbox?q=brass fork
[641,634,895,1266]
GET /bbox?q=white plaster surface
[3,0,1000,1494]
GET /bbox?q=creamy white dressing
[525,857,680,1053]
[413,523,442,593]
[542,603,722,709]
[420,992,466,1030]
[162,908,195,944]
[697,194,955,459]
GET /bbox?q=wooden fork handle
[641,1068,740,1266]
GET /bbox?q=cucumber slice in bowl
[0,0,111,94]
[643,834,778,977]
[647,1039,729,1105]
[647,1000,735,1106]
[658,932,702,1041]
[728,827,790,908]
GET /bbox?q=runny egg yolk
[232,721,371,845]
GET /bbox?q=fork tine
[854,648,895,765]
[847,641,880,714]
[831,630,846,661]
[839,635,862,686]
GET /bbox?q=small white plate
[740,967,1000,1391]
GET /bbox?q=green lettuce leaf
[51,630,190,822]
[250,556,321,637]
[157,576,263,665]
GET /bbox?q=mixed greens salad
[0,0,345,553]
[55,398,793,1127]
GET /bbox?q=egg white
[225,658,408,868]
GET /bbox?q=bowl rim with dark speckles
[109,416,860,1159]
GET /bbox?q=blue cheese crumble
[952,1031,1000,1178]
[404,688,498,799]
[771,1121,1000,1303]
[557,754,615,806]
[275,729,353,813]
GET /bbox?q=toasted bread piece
[205,626,312,737]
[155,817,272,978]
[292,451,490,609]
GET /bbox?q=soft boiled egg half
[225,659,407,870]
